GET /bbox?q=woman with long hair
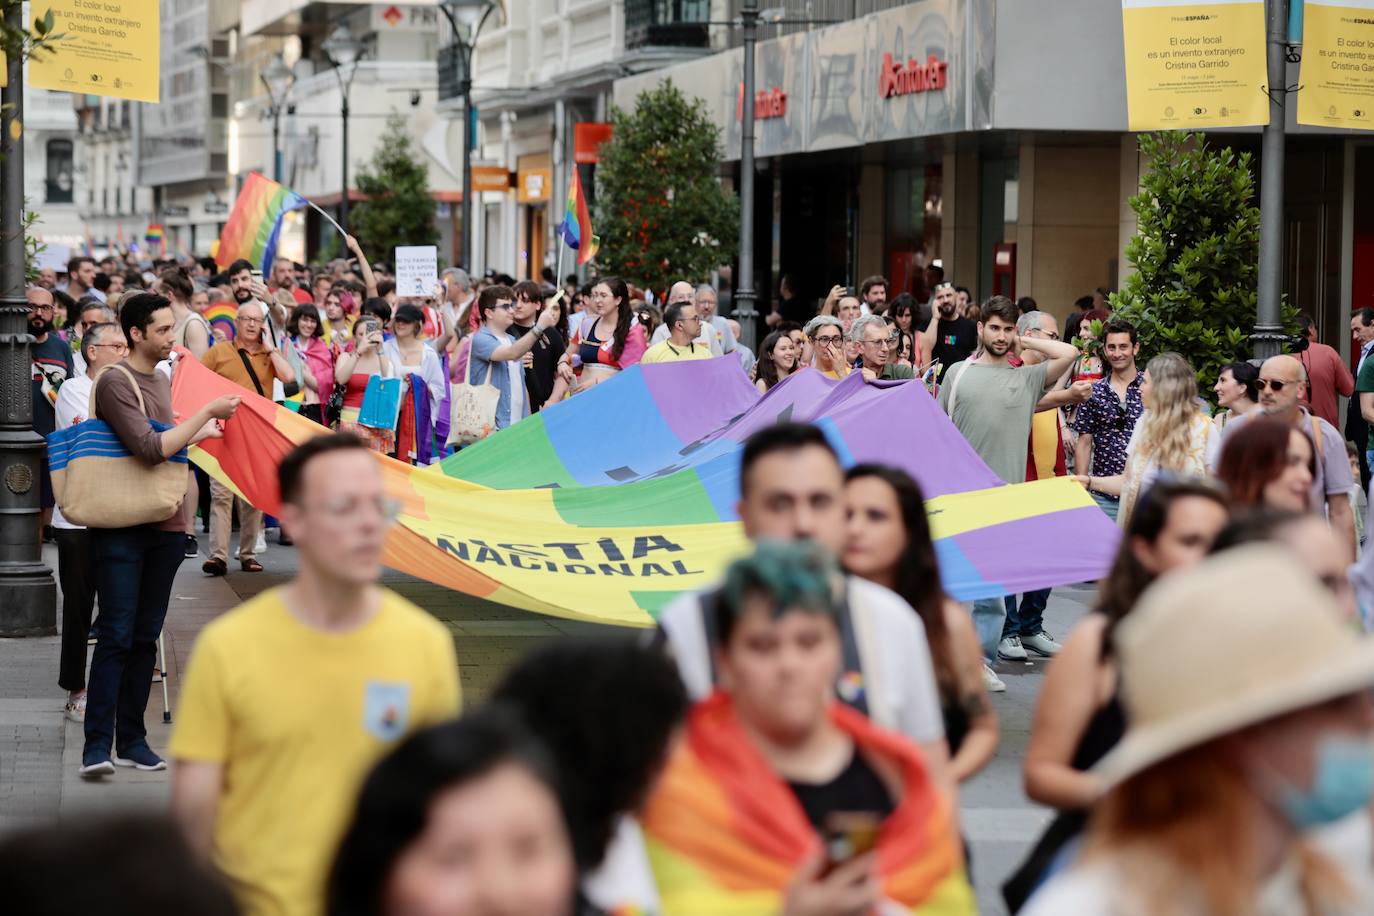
[1004,479,1229,912]
[640,541,975,915]
[383,304,447,464]
[1079,352,1219,523]
[563,277,647,391]
[1023,547,1374,915]
[1212,360,1260,432]
[888,296,918,337]
[328,707,576,916]
[1216,416,1316,513]
[332,312,395,452]
[754,330,799,392]
[286,303,334,425]
[843,465,997,783]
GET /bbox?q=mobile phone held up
[819,812,881,877]
[250,269,264,283]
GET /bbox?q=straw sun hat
[1094,544,1374,788]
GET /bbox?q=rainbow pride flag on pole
[214,172,307,274]
[172,356,1119,627]
[145,224,166,257]
[557,167,599,265]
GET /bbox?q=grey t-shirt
[938,360,1049,484]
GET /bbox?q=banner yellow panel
[1122,1,1269,131]
[1297,0,1374,130]
[29,0,160,103]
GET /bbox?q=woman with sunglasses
[1212,360,1260,433]
[1005,479,1229,911]
[563,277,647,392]
[1077,353,1219,523]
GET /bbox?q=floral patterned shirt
[1071,373,1145,498]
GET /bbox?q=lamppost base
[1251,325,1287,362]
[0,572,57,637]
[0,429,57,637]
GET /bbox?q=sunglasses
[1256,378,1297,392]
[1114,402,1129,430]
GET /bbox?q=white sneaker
[997,635,1029,661]
[64,692,87,723]
[1022,630,1063,657]
[254,532,267,554]
[982,663,1006,693]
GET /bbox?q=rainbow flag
[145,224,166,257]
[557,168,599,265]
[171,356,1119,627]
[203,303,238,342]
[641,691,976,914]
[214,172,307,274]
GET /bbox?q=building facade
[25,87,84,256]
[612,0,1372,361]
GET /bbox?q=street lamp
[261,53,295,184]
[735,0,760,353]
[323,22,364,235]
[0,0,57,634]
[439,0,496,271]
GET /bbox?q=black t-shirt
[787,748,895,832]
[931,317,977,380]
[31,333,75,436]
[509,323,566,412]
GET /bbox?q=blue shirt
[1072,373,1145,494]
[468,328,526,429]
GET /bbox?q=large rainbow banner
[173,355,1119,627]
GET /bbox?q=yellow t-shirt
[169,587,461,916]
[640,339,713,364]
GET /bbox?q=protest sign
[395,246,438,298]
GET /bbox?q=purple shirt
[1072,373,1145,496]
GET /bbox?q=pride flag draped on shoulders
[640,691,977,914]
[215,172,308,274]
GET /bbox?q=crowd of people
[20,248,1374,916]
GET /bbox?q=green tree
[1111,130,1298,399]
[348,112,439,262]
[594,80,738,294]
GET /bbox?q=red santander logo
[878,52,948,99]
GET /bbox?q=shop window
[46,139,74,203]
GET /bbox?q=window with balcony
[45,140,74,204]
[625,0,710,49]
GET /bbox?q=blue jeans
[1003,589,1051,639]
[971,598,1007,661]
[1091,491,1120,522]
[85,526,184,758]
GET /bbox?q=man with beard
[860,275,888,315]
[938,296,1078,683]
[270,257,311,306]
[29,286,75,536]
[920,281,976,380]
[63,256,104,303]
[1071,319,1144,522]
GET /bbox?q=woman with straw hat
[1023,545,1374,915]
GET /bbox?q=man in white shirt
[655,422,951,785]
[53,322,128,723]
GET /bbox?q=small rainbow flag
[215,172,307,274]
[145,224,166,257]
[557,168,599,265]
[204,303,238,342]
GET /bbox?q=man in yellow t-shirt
[641,300,713,365]
[170,435,460,916]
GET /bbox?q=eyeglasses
[862,338,889,347]
[490,302,515,311]
[29,304,53,314]
[237,316,263,325]
[1257,378,1297,392]
[814,334,842,345]
[91,343,128,352]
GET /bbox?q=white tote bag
[447,354,501,447]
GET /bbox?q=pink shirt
[1300,341,1354,429]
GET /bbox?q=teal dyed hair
[717,540,840,642]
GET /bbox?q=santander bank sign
[878,52,948,99]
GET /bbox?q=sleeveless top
[175,311,212,349]
[578,323,604,368]
[343,372,372,409]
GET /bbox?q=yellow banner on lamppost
[29,0,159,103]
[1297,0,1374,130]
[1122,0,1270,130]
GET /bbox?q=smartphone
[819,812,881,876]
[250,269,264,283]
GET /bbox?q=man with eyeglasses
[1071,318,1144,522]
[1228,355,1356,562]
[52,321,127,725]
[853,315,913,381]
[642,299,712,364]
[29,286,75,539]
[199,301,297,576]
[804,314,850,379]
[170,434,460,916]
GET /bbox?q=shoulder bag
[46,364,189,528]
[447,345,501,447]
